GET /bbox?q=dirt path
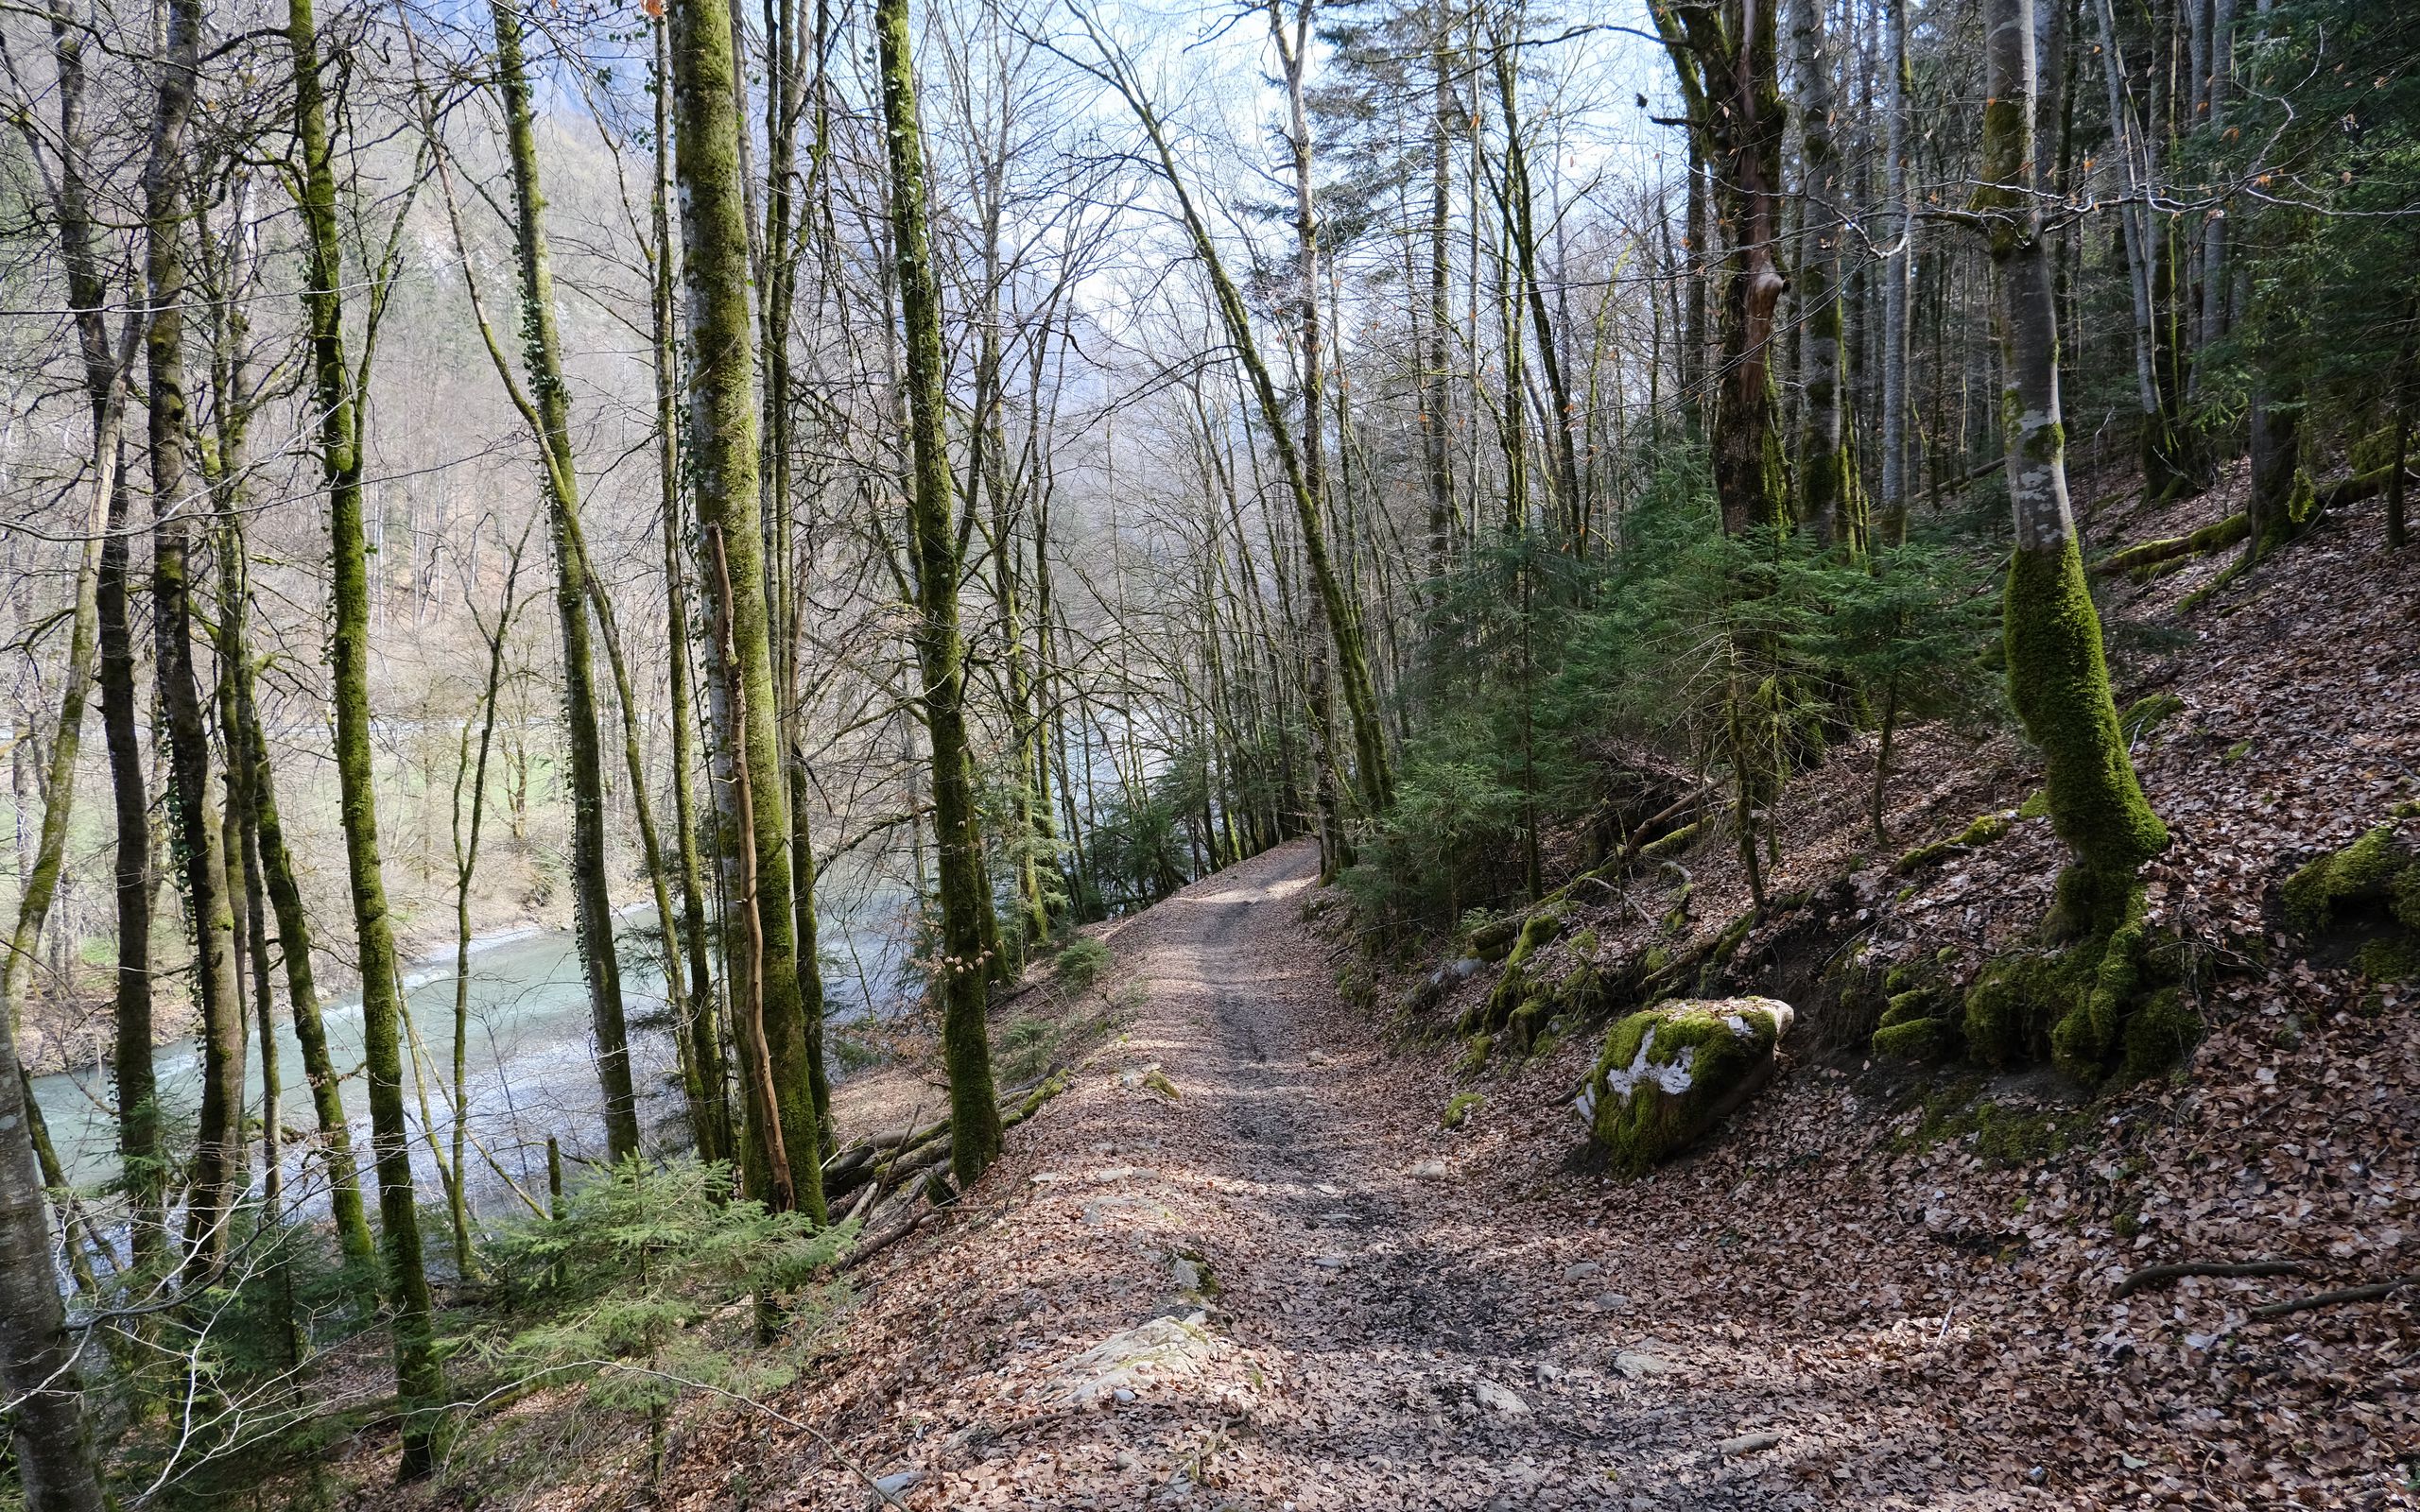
[693,841,2007,1511]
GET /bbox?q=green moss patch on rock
[2279,821,2420,990]
[1578,997,1794,1177]
[2118,691,2186,743]
[1442,1091,1484,1130]
[2281,824,2419,931]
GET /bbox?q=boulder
[1573,997,1793,1176]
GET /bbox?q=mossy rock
[2355,931,2420,985]
[1442,1091,1484,1130]
[2281,824,2418,932]
[1894,812,2013,875]
[1576,998,1794,1177]
[2118,692,2187,742]
[1871,1015,1958,1060]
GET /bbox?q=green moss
[1505,997,1550,1054]
[2281,825,2413,931]
[1140,1069,1180,1102]
[1587,999,1789,1177]
[1640,819,1704,861]
[1969,1102,2092,1166]
[1642,944,1671,975]
[2002,539,2170,937]
[2017,788,2053,820]
[1871,1016,1957,1060]
[2050,889,2148,1079]
[1962,954,2066,1068]
[1894,812,2013,875]
[2221,740,2252,765]
[2117,986,2200,1085]
[2118,692,2186,742]
[1442,1091,1484,1130]
[2355,931,2420,984]
[1878,988,1943,1028]
[1900,1082,2091,1167]
[1506,907,1565,967]
[1453,1034,1492,1076]
[1567,927,1599,959]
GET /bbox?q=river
[27,901,910,1228]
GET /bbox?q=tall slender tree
[285,0,444,1469]
[667,0,826,1217]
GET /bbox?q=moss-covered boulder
[2279,822,2420,989]
[2281,824,2420,933]
[1576,998,1794,1177]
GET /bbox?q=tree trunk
[1792,0,1863,554]
[1879,0,1913,544]
[487,0,640,1164]
[285,0,444,1469]
[650,13,732,1163]
[876,0,1005,1187]
[1654,0,1791,534]
[0,365,120,1512]
[667,0,825,1217]
[98,467,160,1262]
[142,0,246,1283]
[1979,0,2169,935]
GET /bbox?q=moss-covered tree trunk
[227,516,375,1269]
[650,14,731,1163]
[1979,0,2169,934]
[285,0,443,1470]
[875,0,1005,1186]
[486,0,640,1163]
[667,0,824,1217]
[142,0,247,1283]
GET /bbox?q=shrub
[1054,936,1111,992]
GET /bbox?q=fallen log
[2094,512,2248,576]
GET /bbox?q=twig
[2249,1274,2417,1320]
[2113,1259,2308,1299]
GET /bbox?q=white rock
[1053,1315,1216,1410]
[1410,1159,1448,1179]
[1614,1350,1674,1380]
[867,1469,925,1507]
[1472,1380,1530,1415]
[1718,1431,1782,1457]
[1564,1261,1602,1281]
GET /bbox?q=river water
[27,902,908,1228]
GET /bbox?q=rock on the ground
[1052,1314,1216,1410]
[866,1469,925,1507]
[1573,997,1794,1176]
[1472,1380,1530,1415]
[1410,1158,1447,1179]
[1718,1430,1783,1457]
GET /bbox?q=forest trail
[727,841,2008,1512]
